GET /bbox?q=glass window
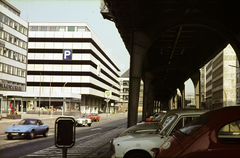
[47,26,50,31]
[0,30,4,39]
[19,54,22,62]
[50,26,56,31]
[24,28,27,35]
[22,56,26,63]
[0,63,2,72]
[14,38,18,45]
[9,19,14,28]
[3,48,8,57]
[180,114,209,136]
[19,25,23,33]
[68,26,75,31]
[218,119,240,144]
[13,67,17,75]
[56,26,60,31]
[21,70,25,77]
[4,32,9,41]
[18,68,21,76]
[0,46,3,55]
[41,26,47,31]
[4,15,9,25]
[3,64,7,73]
[14,23,19,31]
[59,26,65,32]
[9,35,13,43]
[9,50,13,59]
[0,12,3,22]
[31,26,37,31]
[13,52,18,60]
[8,65,12,74]
[19,40,22,47]
[77,26,85,32]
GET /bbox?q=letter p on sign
[63,49,72,60]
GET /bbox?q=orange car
[92,113,100,122]
[85,113,94,121]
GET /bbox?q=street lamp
[62,82,67,114]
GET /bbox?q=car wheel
[7,134,13,140]
[124,151,151,158]
[28,130,35,139]
[88,123,91,127]
[76,123,79,127]
[43,130,48,137]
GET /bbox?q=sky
[7,0,194,94]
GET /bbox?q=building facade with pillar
[0,0,28,116]
[206,44,236,110]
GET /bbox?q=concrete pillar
[191,71,201,109]
[34,97,37,112]
[143,76,152,120]
[127,30,151,127]
[179,84,185,108]
[174,95,178,109]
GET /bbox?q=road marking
[91,128,102,131]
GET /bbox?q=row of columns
[127,30,202,127]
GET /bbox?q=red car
[152,106,240,158]
[85,113,94,121]
[92,113,100,122]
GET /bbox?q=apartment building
[0,0,28,116]
[25,22,121,113]
[206,44,236,109]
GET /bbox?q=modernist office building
[206,44,236,109]
[26,22,120,113]
[0,0,28,115]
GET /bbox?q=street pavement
[0,112,128,135]
[0,112,129,157]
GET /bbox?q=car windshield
[159,115,178,135]
[153,113,165,121]
[179,114,209,136]
[92,113,98,116]
[18,119,37,125]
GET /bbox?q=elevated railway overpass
[100,0,240,127]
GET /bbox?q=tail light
[151,148,159,158]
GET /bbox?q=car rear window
[179,114,209,136]
[218,119,240,144]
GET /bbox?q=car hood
[114,133,161,143]
[6,125,34,132]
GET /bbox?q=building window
[0,63,2,72]
[50,26,56,31]
[68,26,75,31]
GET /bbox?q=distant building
[117,69,143,112]
[206,44,236,109]
[0,0,28,115]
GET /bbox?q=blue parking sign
[63,49,72,60]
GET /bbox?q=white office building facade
[0,0,28,116]
[26,22,120,114]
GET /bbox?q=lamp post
[62,82,67,114]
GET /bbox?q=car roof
[204,105,240,124]
[165,108,209,116]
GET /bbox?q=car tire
[7,134,13,140]
[43,129,48,137]
[124,151,151,158]
[28,130,35,139]
[88,123,91,127]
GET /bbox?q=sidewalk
[0,112,128,135]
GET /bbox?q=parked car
[75,115,92,127]
[152,106,240,158]
[111,109,208,158]
[92,113,100,122]
[5,118,49,140]
[140,112,166,123]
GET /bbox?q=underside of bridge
[100,0,240,127]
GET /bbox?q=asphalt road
[0,114,142,158]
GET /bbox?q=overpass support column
[169,97,173,110]
[142,74,153,121]
[174,94,178,109]
[147,86,154,116]
[179,84,185,108]
[128,30,151,127]
[191,71,201,109]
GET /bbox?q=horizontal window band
[28,49,120,78]
[28,60,96,66]
[27,82,120,97]
[28,38,120,71]
[27,71,120,91]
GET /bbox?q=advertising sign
[105,91,112,98]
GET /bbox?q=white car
[111,109,208,158]
[75,115,92,127]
